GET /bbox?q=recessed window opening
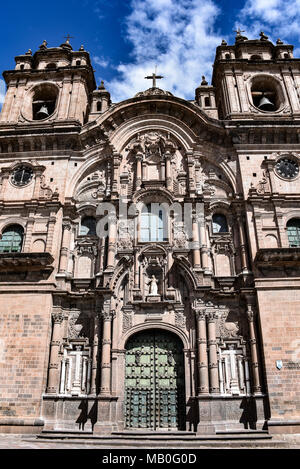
[251,76,281,111]
[32,84,58,120]
[0,225,24,253]
[212,214,228,233]
[140,203,168,242]
[287,219,300,247]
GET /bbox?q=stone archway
[124,329,186,431]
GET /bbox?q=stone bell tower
[212,30,300,120]
[0,38,96,125]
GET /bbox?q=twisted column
[46,313,63,394]
[247,305,262,394]
[195,310,209,394]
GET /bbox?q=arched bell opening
[124,329,186,430]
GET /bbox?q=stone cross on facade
[145,72,164,88]
[64,34,74,44]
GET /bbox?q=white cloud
[107,0,223,102]
[0,79,5,111]
[93,56,109,68]
[237,0,300,43]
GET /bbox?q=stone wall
[257,286,300,429]
[0,293,52,428]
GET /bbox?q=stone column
[32,169,43,200]
[247,305,262,394]
[134,248,139,288]
[23,215,35,253]
[100,307,115,395]
[90,312,101,394]
[136,153,143,190]
[0,171,10,201]
[237,214,248,272]
[207,311,219,393]
[196,310,209,394]
[197,205,209,270]
[106,214,117,269]
[58,76,72,119]
[68,76,81,119]
[192,213,201,268]
[46,312,63,394]
[58,218,72,273]
[45,212,57,254]
[165,152,172,191]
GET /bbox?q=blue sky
[1,0,300,107]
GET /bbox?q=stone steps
[34,429,291,448]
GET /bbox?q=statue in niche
[149,275,158,295]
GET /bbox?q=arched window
[212,214,228,233]
[287,218,300,247]
[204,96,210,107]
[80,216,96,236]
[140,203,167,242]
[0,224,24,253]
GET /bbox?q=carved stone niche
[140,246,167,300]
[67,311,92,341]
[216,309,247,340]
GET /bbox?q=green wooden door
[125,330,185,430]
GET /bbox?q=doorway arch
[124,329,185,430]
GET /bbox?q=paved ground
[0,433,300,449]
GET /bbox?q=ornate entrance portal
[125,330,185,430]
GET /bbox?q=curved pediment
[80,94,229,154]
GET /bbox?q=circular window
[11,165,34,186]
[275,157,299,179]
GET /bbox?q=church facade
[0,32,300,436]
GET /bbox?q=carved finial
[25,49,32,56]
[201,75,208,86]
[260,31,268,41]
[79,45,85,51]
[39,40,48,50]
[234,28,248,42]
[221,39,227,46]
[276,38,283,45]
[60,35,73,50]
[98,80,106,90]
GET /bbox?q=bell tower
[0,39,96,125]
[212,31,300,120]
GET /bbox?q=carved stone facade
[0,34,300,436]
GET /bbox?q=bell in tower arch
[258,95,275,112]
[36,104,49,119]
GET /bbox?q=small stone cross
[145,72,163,88]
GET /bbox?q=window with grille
[212,214,228,233]
[287,218,300,247]
[140,203,167,242]
[0,225,24,253]
[79,216,96,236]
